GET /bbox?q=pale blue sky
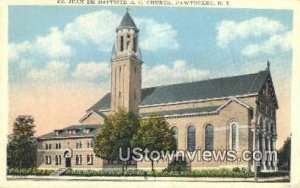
[9,6,292,87]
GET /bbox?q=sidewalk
[6,175,290,182]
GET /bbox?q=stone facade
[37,136,103,169]
[37,11,278,172]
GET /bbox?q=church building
[37,10,278,172]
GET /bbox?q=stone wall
[37,137,103,169]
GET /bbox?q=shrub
[7,168,54,176]
[8,167,255,178]
[163,157,189,173]
[258,171,289,177]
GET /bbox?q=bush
[7,167,255,178]
[163,157,189,173]
[7,168,54,176]
[62,168,254,178]
[63,169,147,177]
[258,171,289,177]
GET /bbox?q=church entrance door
[65,158,71,168]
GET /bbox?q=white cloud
[137,18,179,51]
[9,10,179,80]
[72,62,110,81]
[9,41,31,62]
[36,27,72,59]
[9,27,72,66]
[27,61,70,83]
[63,10,120,52]
[143,60,209,87]
[63,10,179,51]
[217,17,286,47]
[242,31,292,56]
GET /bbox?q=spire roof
[117,10,138,31]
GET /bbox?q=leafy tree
[131,115,176,171]
[7,115,37,170]
[93,110,139,171]
[277,135,291,170]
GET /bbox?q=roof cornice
[140,97,253,119]
[37,134,95,141]
[138,93,258,109]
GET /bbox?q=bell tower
[110,9,142,115]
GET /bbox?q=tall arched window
[205,124,214,151]
[270,123,274,134]
[265,120,269,132]
[187,125,196,152]
[120,36,124,51]
[133,36,137,52]
[229,122,239,150]
[172,127,178,149]
[55,155,58,165]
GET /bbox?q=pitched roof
[139,106,221,118]
[88,70,270,112]
[117,12,138,31]
[38,124,100,140]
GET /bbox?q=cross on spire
[267,61,271,71]
[126,6,130,12]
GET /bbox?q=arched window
[205,124,214,151]
[265,120,269,132]
[120,36,124,51]
[270,123,274,134]
[268,121,272,133]
[229,122,239,150]
[187,125,196,152]
[133,36,137,52]
[171,127,178,149]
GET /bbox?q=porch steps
[50,167,69,176]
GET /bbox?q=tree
[277,135,291,170]
[7,115,37,170]
[93,110,139,171]
[131,115,176,171]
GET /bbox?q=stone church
[37,10,278,172]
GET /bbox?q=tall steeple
[110,9,142,115]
